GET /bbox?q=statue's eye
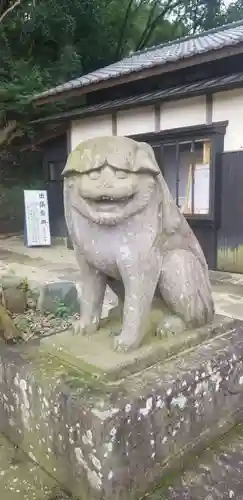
[89,170,100,180]
[116,170,127,179]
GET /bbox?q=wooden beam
[154,105,161,132]
[206,94,213,124]
[129,121,228,143]
[112,113,117,135]
[66,121,72,153]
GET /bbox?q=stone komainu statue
[63,136,214,352]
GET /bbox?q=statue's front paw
[113,333,139,353]
[72,320,85,336]
[72,320,98,337]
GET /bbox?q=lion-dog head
[62,136,167,226]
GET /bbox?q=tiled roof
[32,71,243,124]
[34,20,243,101]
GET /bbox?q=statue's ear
[133,142,160,175]
[138,142,155,158]
[157,174,181,235]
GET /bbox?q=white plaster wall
[116,106,155,136]
[71,115,112,151]
[213,88,243,152]
[70,99,207,147]
[70,90,243,152]
[160,96,206,130]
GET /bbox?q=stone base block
[0,315,243,500]
[153,422,243,499]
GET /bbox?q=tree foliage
[225,0,243,23]
[0,0,241,151]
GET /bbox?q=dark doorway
[43,134,67,238]
[217,151,243,273]
[132,122,227,269]
[46,159,66,237]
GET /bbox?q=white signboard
[194,163,210,214]
[24,190,51,247]
[183,163,210,214]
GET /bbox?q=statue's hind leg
[157,249,214,335]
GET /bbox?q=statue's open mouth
[84,194,134,211]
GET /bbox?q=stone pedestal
[0,315,243,500]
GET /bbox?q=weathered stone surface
[0,276,27,313]
[41,313,234,381]
[0,432,63,500]
[63,136,214,352]
[0,318,242,500]
[0,303,24,343]
[37,281,80,314]
[152,423,243,499]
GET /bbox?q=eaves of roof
[33,20,243,104]
[31,71,243,125]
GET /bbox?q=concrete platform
[211,271,243,322]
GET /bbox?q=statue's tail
[156,172,209,271]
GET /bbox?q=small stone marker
[37,281,80,315]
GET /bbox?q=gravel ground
[12,309,79,341]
